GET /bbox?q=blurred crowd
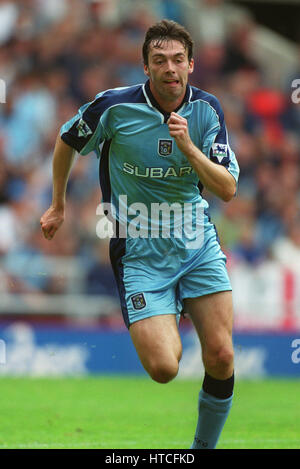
[0,0,300,301]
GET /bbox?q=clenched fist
[167,112,194,155]
[40,205,64,240]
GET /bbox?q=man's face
[144,39,194,104]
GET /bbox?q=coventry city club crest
[158,139,173,157]
[131,293,146,310]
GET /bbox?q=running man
[40,20,239,449]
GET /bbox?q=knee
[147,359,179,384]
[203,345,234,377]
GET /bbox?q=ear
[188,58,194,75]
[144,63,150,77]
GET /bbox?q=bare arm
[40,135,76,240]
[168,112,236,202]
[179,143,236,202]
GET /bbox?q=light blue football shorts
[109,224,232,329]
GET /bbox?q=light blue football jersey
[60,80,239,327]
[60,80,239,238]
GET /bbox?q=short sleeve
[201,96,240,183]
[60,92,110,157]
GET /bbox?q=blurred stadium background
[0,0,300,384]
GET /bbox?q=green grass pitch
[0,376,299,449]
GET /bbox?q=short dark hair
[142,19,194,66]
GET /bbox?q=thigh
[184,291,233,356]
[129,314,182,378]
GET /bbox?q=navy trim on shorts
[109,236,130,328]
[100,139,130,327]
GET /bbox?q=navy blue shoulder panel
[190,86,224,121]
[61,84,146,153]
[91,84,147,115]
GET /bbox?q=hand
[167,112,194,155]
[40,205,64,240]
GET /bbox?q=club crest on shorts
[131,293,146,310]
[158,139,173,157]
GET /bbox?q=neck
[149,81,187,113]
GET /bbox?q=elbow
[221,183,236,202]
[222,192,235,203]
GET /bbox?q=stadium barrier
[0,258,299,378]
[1,256,300,326]
[0,321,299,378]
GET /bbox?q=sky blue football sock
[191,373,234,449]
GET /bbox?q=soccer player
[40,20,239,449]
